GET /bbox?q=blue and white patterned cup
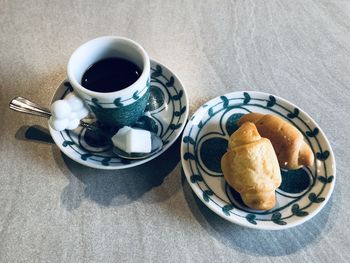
[67,36,150,128]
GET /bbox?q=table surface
[1,0,349,262]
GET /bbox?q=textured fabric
[0,0,349,262]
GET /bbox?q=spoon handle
[9,96,103,134]
[9,97,164,159]
[9,97,52,118]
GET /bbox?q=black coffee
[81,57,142,93]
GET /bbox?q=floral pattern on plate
[181,91,335,230]
[49,59,189,170]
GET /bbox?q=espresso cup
[67,36,150,128]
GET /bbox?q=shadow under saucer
[15,124,183,210]
[181,170,333,257]
[58,135,183,210]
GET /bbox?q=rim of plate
[181,90,336,230]
[49,58,189,170]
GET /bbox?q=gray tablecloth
[1,0,349,262]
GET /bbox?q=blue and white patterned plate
[181,91,335,230]
[49,59,189,169]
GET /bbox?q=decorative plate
[181,91,335,230]
[49,59,189,169]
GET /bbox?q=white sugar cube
[112,126,152,154]
[66,118,80,130]
[76,107,89,119]
[112,126,130,151]
[65,92,84,111]
[49,116,69,131]
[51,100,71,119]
[69,111,78,120]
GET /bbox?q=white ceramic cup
[67,36,150,128]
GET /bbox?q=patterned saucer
[181,91,335,230]
[49,59,188,169]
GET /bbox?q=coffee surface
[81,57,141,93]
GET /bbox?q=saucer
[49,59,189,169]
[181,91,335,230]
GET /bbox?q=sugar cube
[49,117,69,131]
[51,100,71,119]
[112,127,152,154]
[65,92,84,111]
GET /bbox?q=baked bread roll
[221,122,281,210]
[237,113,314,170]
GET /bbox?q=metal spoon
[9,96,96,129]
[9,96,163,160]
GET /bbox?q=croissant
[221,122,281,210]
[237,113,314,170]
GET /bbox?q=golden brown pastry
[237,113,314,170]
[221,122,281,210]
